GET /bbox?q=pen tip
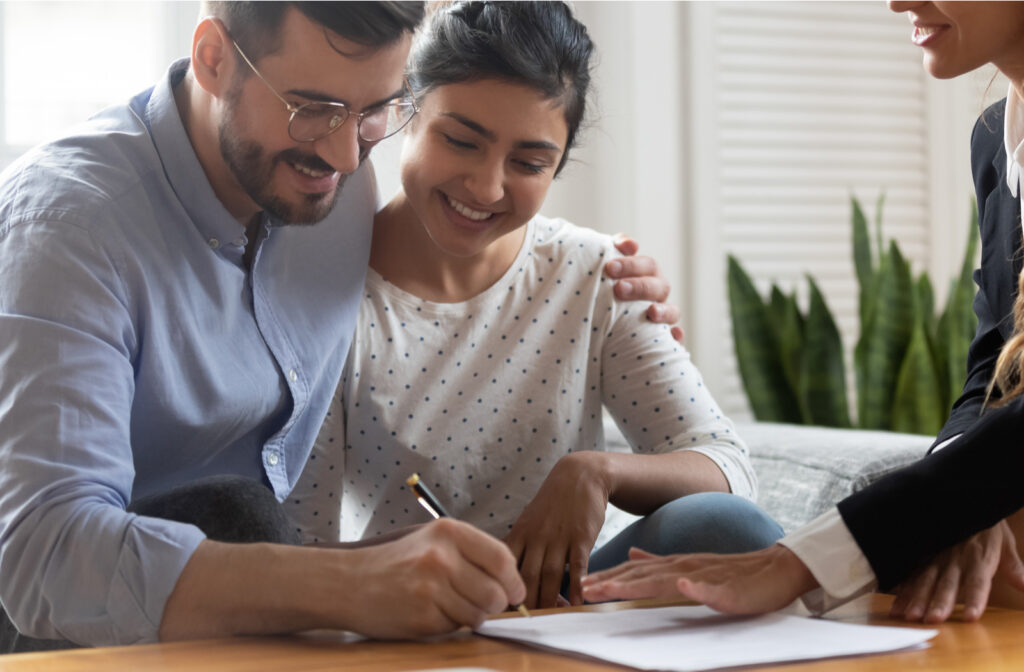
[406,473,420,487]
[517,604,531,618]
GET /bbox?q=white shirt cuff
[931,433,961,453]
[778,508,876,614]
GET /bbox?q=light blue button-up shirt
[0,60,374,645]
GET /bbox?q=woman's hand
[890,518,1024,623]
[581,545,818,614]
[505,452,611,608]
[606,234,684,343]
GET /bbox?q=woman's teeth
[446,195,493,221]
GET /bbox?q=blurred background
[0,1,1003,422]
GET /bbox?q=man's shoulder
[0,100,159,229]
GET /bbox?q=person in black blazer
[937,100,1022,445]
[581,1,1024,621]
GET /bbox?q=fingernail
[619,280,633,295]
[607,260,622,275]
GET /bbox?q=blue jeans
[589,492,784,573]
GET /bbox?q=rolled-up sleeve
[0,217,205,645]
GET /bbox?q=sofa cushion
[596,416,934,546]
[738,422,933,533]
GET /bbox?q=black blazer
[838,100,1024,590]
[936,98,1024,445]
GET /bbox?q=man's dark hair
[204,1,425,61]
[408,1,594,176]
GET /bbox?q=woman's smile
[442,192,498,223]
[911,23,948,46]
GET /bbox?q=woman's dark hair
[204,1,425,61]
[408,1,594,176]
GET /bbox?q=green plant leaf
[852,196,873,316]
[798,276,851,427]
[727,255,803,423]
[892,281,946,435]
[855,241,914,429]
[852,196,877,333]
[874,192,886,264]
[917,273,936,341]
[855,270,883,425]
[936,201,981,409]
[916,272,943,410]
[768,286,805,404]
[950,202,981,403]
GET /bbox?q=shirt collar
[143,59,251,261]
[1004,83,1024,197]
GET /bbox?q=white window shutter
[688,1,963,423]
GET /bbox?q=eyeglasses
[231,39,419,143]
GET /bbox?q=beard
[217,109,346,226]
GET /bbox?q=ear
[191,17,235,99]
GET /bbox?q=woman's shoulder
[529,214,622,264]
[972,98,1006,156]
[971,97,1009,193]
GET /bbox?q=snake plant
[728,195,979,435]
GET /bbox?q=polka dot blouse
[287,217,756,543]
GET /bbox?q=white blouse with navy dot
[287,216,756,543]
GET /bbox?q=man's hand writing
[341,518,525,638]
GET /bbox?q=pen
[406,473,531,618]
[408,472,451,519]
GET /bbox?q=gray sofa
[597,417,934,545]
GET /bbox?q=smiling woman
[286,0,783,611]
[392,79,568,286]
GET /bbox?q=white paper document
[476,605,936,671]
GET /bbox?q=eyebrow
[284,84,408,112]
[442,112,562,152]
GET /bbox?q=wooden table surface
[1,594,1021,672]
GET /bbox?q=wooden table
[1,594,1021,671]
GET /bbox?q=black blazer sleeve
[839,390,1024,591]
[934,99,1023,446]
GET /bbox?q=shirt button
[288,369,298,382]
[266,451,280,467]
[208,238,220,249]
[233,237,246,247]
